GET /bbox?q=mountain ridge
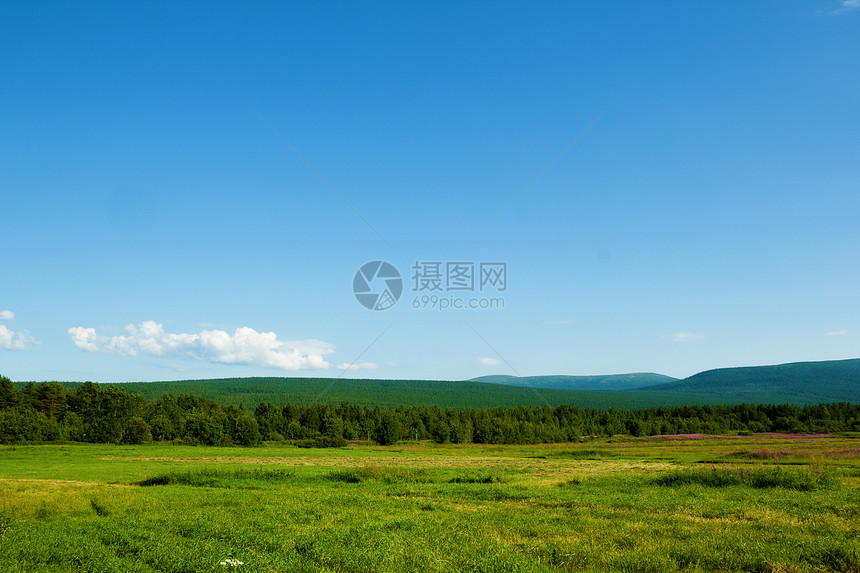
[12,357,859,409]
[470,373,677,391]
[636,357,860,404]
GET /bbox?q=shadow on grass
[448,473,504,484]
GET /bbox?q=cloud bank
[0,310,39,350]
[478,357,501,366]
[68,320,373,371]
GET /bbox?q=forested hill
[637,358,860,404]
[66,378,691,410]
[12,358,859,409]
[472,373,677,391]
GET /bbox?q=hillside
[45,377,695,410]
[471,373,676,391]
[17,358,859,410]
[638,358,860,404]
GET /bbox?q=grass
[135,466,297,488]
[654,464,837,491]
[325,466,430,484]
[0,436,859,572]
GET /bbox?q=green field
[1,436,859,572]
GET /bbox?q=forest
[1,376,859,446]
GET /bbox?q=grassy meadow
[1,435,858,572]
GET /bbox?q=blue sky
[2,1,859,383]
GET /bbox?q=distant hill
[471,373,676,391]
[48,377,693,411]
[19,358,859,410]
[637,358,860,404]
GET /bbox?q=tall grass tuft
[654,465,836,491]
[135,466,296,488]
[326,466,429,484]
[448,473,504,484]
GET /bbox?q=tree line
[1,377,858,446]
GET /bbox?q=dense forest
[2,376,859,446]
[51,377,688,410]
[23,359,858,412]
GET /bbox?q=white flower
[219,558,244,566]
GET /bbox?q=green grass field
[1,436,858,572]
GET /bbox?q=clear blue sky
[2,1,858,383]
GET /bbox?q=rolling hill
[21,358,859,410]
[636,358,860,405]
[94,377,678,410]
[471,373,677,391]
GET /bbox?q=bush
[183,412,224,446]
[375,410,402,445]
[230,412,262,446]
[122,417,153,444]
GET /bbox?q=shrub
[122,417,152,444]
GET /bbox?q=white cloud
[336,362,379,371]
[825,330,848,336]
[0,311,39,350]
[68,320,371,371]
[831,0,860,13]
[669,332,704,343]
[478,357,501,366]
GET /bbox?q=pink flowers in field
[649,434,728,440]
[643,433,832,441]
[823,448,860,459]
[745,450,796,460]
[759,433,831,439]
